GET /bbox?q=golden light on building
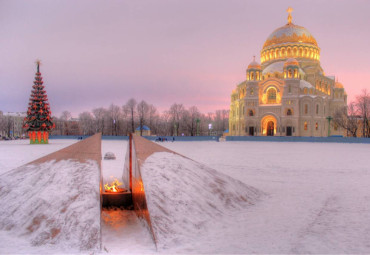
[229,7,347,137]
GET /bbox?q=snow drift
[0,159,101,253]
[141,152,263,251]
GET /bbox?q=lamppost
[326,116,333,137]
[196,118,200,136]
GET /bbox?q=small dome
[136,125,150,131]
[335,82,344,89]
[284,58,299,67]
[247,57,261,70]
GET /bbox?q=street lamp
[208,123,212,136]
[326,116,333,137]
[196,118,200,136]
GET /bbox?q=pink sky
[1,0,370,117]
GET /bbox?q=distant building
[135,125,151,136]
[229,9,347,137]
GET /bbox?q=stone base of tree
[29,131,49,144]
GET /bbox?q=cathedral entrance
[286,126,292,136]
[249,127,255,136]
[261,115,277,136]
[267,121,274,136]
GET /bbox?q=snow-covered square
[0,139,369,254]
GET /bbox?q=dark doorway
[249,127,254,136]
[267,121,274,136]
[286,126,292,136]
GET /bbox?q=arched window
[249,110,254,116]
[287,109,292,116]
[304,104,308,114]
[304,88,308,94]
[316,104,319,114]
[250,88,254,95]
[287,48,291,57]
[288,85,292,93]
[267,88,277,104]
[288,69,292,78]
[304,121,308,131]
[251,72,254,80]
[294,69,297,78]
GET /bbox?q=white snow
[1,139,370,253]
[141,152,262,252]
[101,208,156,254]
[161,141,370,253]
[300,79,313,88]
[0,139,77,174]
[0,159,101,253]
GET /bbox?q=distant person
[172,136,175,142]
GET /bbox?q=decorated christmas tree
[23,60,55,144]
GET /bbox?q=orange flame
[104,178,125,193]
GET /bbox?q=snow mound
[0,159,101,253]
[141,152,263,250]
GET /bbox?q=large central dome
[263,23,318,49]
[260,10,320,65]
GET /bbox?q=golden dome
[284,58,299,67]
[260,9,320,64]
[248,60,261,70]
[335,82,344,89]
[263,23,318,49]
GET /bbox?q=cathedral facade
[229,9,347,137]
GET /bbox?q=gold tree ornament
[287,7,293,24]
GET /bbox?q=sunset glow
[0,1,369,116]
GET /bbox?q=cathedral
[229,8,347,137]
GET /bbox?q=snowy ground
[1,139,370,253]
[161,141,370,253]
[0,139,77,174]
[0,159,101,254]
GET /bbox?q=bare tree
[183,106,200,136]
[356,89,370,137]
[148,104,157,133]
[60,111,72,135]
[169,103,184,136]
[121,105,130,135]
[333,103,359,137]
[79,111,95,135]
[137,100,149,136]
[92,107,107,134]
[124,98,137,134]
[108,104,121,136]
[214,109,229,135]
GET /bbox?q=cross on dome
[287,7,293,24]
